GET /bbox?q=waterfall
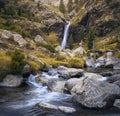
[61,21,70,50]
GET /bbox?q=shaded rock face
[3,75,23,87]
[71,77,120,108]
[72,0,120,40]
[114,99,120,109]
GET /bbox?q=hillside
[0,0,120,79]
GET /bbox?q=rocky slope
[71,0,120,39]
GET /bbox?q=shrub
[0,50,11,81]
[10,49,26,74]
[36,42,55,53]
[28,61,40,73]
[68,57,85,68]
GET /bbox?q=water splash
[61,22,70,50]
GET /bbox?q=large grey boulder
[3,75,23,87]
[1,30,13,39]
[13,34,27,47]
[71,77,120,108]
[57,66,84,79]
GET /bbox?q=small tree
[59,0,65,13]
[78,28,85,42]
[87,27,95,50]
[68,34,74,49]
[68,0,73,13]
[11,49,25,74]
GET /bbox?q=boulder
[83,56,95,67]
[34,35,46,43]
[22,64,32,78]
[47,79,65,92]
[3,75,23,87]
[1,30,13,39]
[57,66,84,79]
[107,74,120,83]
[37,102,76,113]
[13,34,27,47]
[113,99,120,109]
[95,56,106,67]
[71,77,120,108]
[84,72,103,79]
[64,78,82,92]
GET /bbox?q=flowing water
[61,22,70,50]
[0,69,120,116]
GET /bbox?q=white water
[10,74,72,109]
[61,21,70,50]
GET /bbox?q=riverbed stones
[3,75,23,87]
[71,77,120,108]
[57,66,84,79]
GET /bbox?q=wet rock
[13,34,27,47]
[58,106,76,113]
[47,79,65,92]
[107,74,120,83]
[22,64,32,78]
[71,77,120,108]
[3,75,23,87]
[37,102,76,113]
[1,30,13,39]
[114,99,120,109]
[57,66,84,79]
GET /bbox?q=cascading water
[61,21,70,50]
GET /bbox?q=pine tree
[11,49,25,74]
[59,0,65,13]
[87,27,95,50]
[68,0,73,13]
[78,28,85,42]
[68,34,74,50]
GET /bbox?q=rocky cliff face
[71,0,120,40]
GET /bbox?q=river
[0,68,120,116]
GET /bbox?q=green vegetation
[78,28,85,42]
[87,27,95,50]
[67,0,73,13]
[59,0,66,13]
[68,34,74,49]
[0,50,11,81]
[11,49,26,74]
[36,42,55,53]
[68,57,84,68]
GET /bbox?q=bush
[10,49,26,74]
[36,42,55,53]
[0,50,11,81]
[28,61,40,73]
[68,57,85,68]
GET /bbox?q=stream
[0,68,120,116]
